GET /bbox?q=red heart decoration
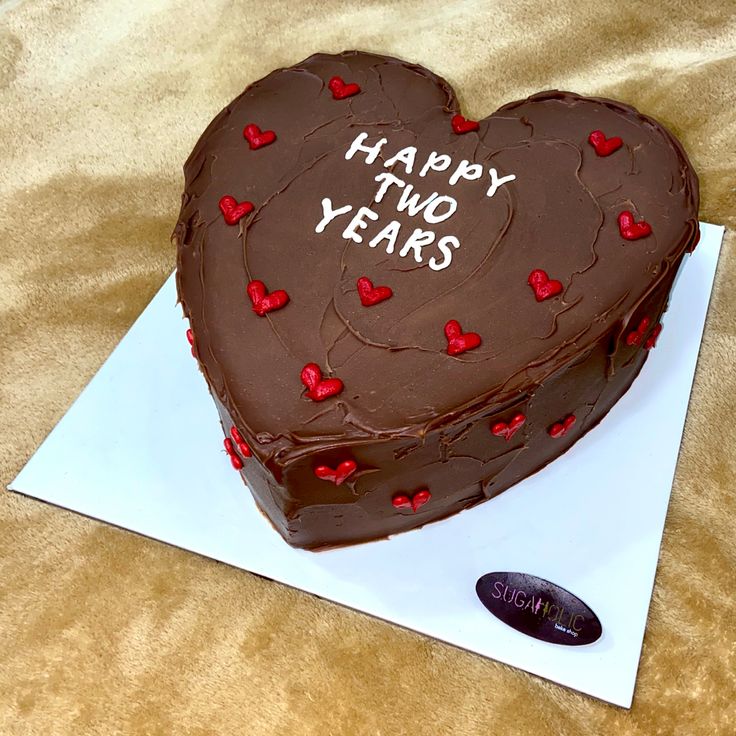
[625,316,651,346]
[229,426,252,457]
[185,328,196,357]
[527,269,563,301]
[444,319,481,356]
[618,210,652,240]
[588,129,623,156]
[314,459,358,485]
[645,323,662,350]
[491,413,526,441]
[392,489,431,513]
[223,438,244,470]
[300,362,344,401]
[247,279,290,316]
[451,114,480,134]
[218,195,254,225]
[328,75,361,100]
[548,414,576,439]
[243,123,276,150]
[357,276,393,307]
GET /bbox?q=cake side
[210,253,684,549]
[173,51,699,549]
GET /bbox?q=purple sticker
[476,571,602,646]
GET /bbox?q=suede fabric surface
[1,1,735,733]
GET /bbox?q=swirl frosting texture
[173,51,699,549]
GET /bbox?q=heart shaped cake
[173,51,699,549]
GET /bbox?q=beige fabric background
[1,1,735,733]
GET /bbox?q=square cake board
[9,223,724,708]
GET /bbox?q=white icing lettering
[316,134,520,273]
[486,168,517,198]
[397,184,440,218]
[449,159,484,186]
[345,132,388,165]
[399,228,435,262]
[341,206,379,243]
[315,198,353,233]
[429,235,460,271]
[422,195,457,224]
[419,151,452,177]
[369,220,401,253]
[383,145,418,174]
[374,172,406,203]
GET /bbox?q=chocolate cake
[173,51,699,549]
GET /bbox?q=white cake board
[9,223,724,708]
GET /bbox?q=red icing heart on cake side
[223,438,245,470]
[491,413,526,441]
[229,426,252,458]
[548,414,576,438]
[626,316,651,346]
[392,489,431,513]
[185,327,196,357]
[645,323,662,350]
[314,459,358,485]
[175,51,699,549]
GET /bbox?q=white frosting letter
[486,168,517,198]
[369,220,402,254]
[342,206,379,243]
[422,195,457,224]
[429,235,460,271]
[399,228,436,262]
[315,198,353,233]
[345,132,388,165]
[449,159,484,186]
[383,145,418,175]
[419,151,452,177]
[397,184,439,217]
[374,172,406,203]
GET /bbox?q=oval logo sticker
[476,572,602,646]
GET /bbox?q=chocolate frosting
[174,51,699,548]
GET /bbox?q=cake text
[313,131,516,272]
